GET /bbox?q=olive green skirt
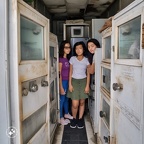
[67,78,88,100]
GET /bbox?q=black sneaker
[70,118,77,128]
[77,118,84,129]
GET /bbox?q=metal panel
[22,76,48,120]
[22,105,47,143]
[27,123,48,144]
[0,0,10,143]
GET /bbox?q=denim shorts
[67,78,88,100]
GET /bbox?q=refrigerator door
[70,37,89,56]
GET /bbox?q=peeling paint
[19,63,48,81]
[116,99,140,129]
[122,66,134,80]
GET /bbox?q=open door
[98,26,112,144]
[49,32,59,143]
[10,0,50,143]
[89,19,106,135]
[111,1,144,143]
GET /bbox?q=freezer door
[70,37,89,56]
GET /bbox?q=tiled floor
[52,114,97,144]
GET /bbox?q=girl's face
[75,45,84,56]
[88,42,97,54]
[64,43,71,54]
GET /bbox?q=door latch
[103,136,110,143]
[99,111,106,118]
[29,81,38,92]
[112,83,123,91]
[103,136,108,143]
[22,88,29,96]
[41,80,48,87]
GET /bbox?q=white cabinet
[98,27,112,144]
[89,19,106,135]
[97,1,144,143]
[49,32,59,143]
[111,1,144,143]
[18,1,49,143]
[9,1,58,143]
[89,49,102,133]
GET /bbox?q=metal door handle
[41,80,48,87]
[29,81,38,92]
[113,83,123,91]
[103,136,108,143]
[22,88,28,96]
[99,111,106,118]
[104,136,110,143]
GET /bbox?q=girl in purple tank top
[59,40,73,125]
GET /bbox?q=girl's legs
[62,80,73,119]
[63,96,68,114]
[77,99,85,129]
[62,80,68,115]
[60,80,72,125]
[60,95,68,125]
[60,95,65,118]
[64,96,73,119]
[70,100,79,128]
[79,99,85,119]
[71,100,79,119]
[60,80,68,118]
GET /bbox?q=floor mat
[61,120,88,144]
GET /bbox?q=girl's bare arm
[87,63,95,74]
[85,66,90,93]
[59,63,65,95]
[69,64,73,92]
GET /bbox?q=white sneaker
[64,113,73,120]
[60,118,68,125]
[65,119,70,123]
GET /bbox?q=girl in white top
[68,41,90,129]
[87,38,101,74]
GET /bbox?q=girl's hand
[87,64,95,74]
[84,85,90,94]
[87,65,90,72]
[60,87,65,95]
[69,85,74,92]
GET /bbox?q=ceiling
[42,0,115,20]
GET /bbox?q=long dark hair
[87,38,101,64]
[59,40,71,60]
[73,41,87,57]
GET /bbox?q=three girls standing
[59,39,100,128]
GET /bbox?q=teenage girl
[87,38,100,74]
[59,40,73,125]
[68,41,90,129]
